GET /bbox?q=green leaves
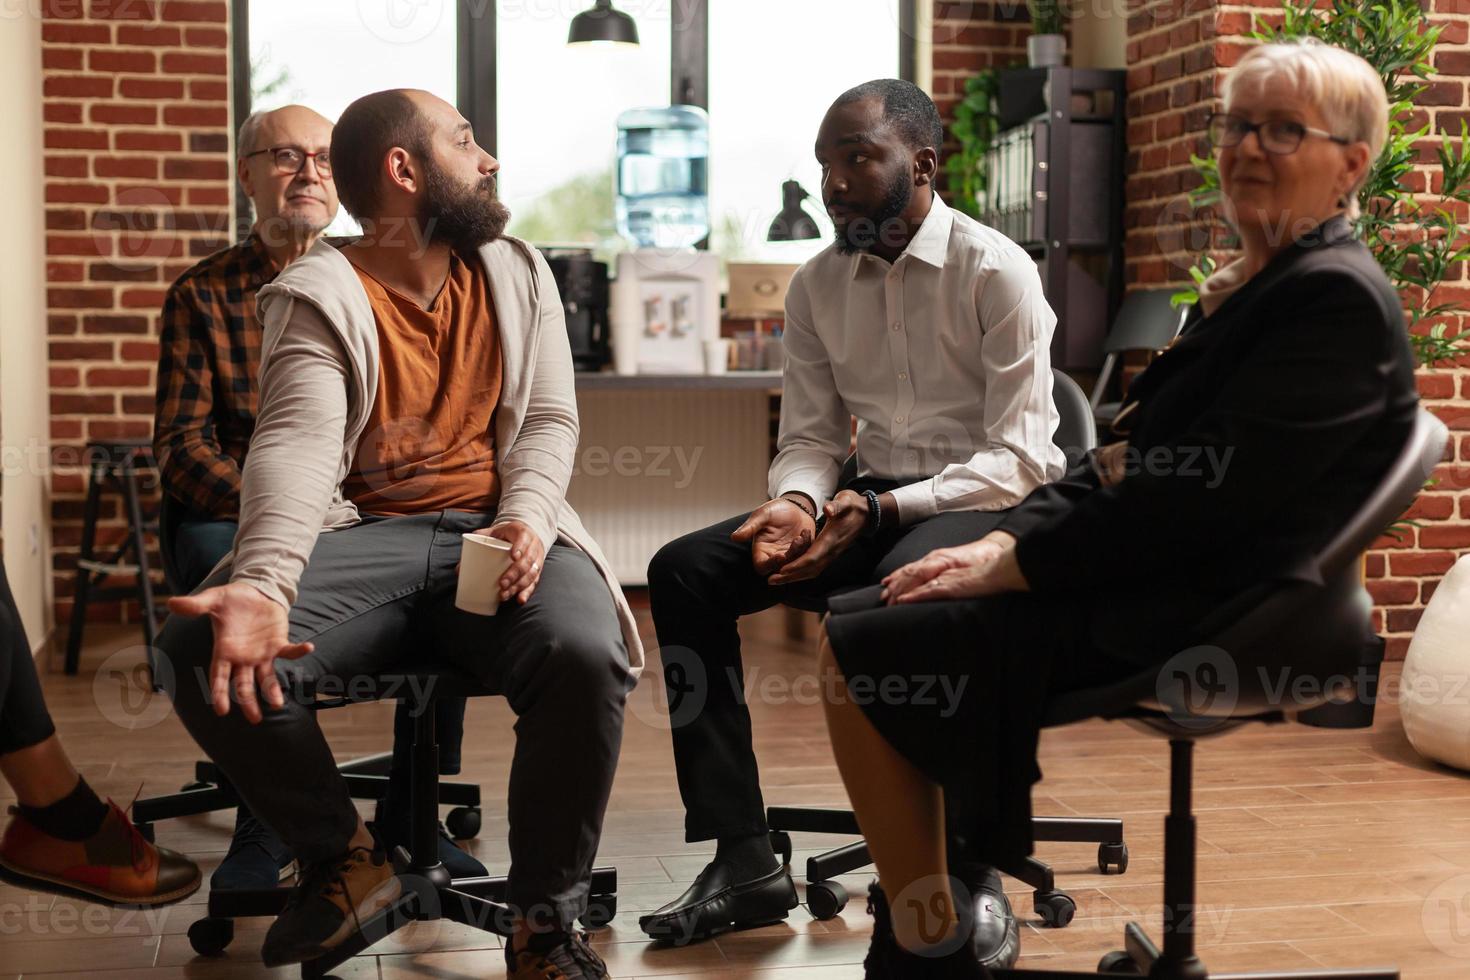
[945,68,1002,220]
[1188,0,1469,367]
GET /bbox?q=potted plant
[1027,0,1066,68]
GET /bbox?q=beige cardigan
[224,235,643,674]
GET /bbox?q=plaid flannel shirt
[153,233,281,520]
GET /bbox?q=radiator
[566,389,772,585]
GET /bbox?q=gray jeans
[156,510,631,930]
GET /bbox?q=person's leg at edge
[817,624,962,955]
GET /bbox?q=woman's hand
[482,520,547,605]
[881,530,1028,604]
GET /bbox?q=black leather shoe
[638,861,798,945]
[960,867,1020,969]
[370,801,489,882]
[863,881,988,979]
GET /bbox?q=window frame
[232,0,918,236]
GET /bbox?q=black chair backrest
[1046,408,1446,727]
[1051,368,1095,467]
[1103,289,1188,355]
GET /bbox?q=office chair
[957,409,1443,979]
[130,494,482,845]
[766,369,1130,926]
[1089,290,1191,435]
[184,664,620,975]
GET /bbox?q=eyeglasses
[244,145,332,178]
[1206,112,1350,155]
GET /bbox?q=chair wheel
[1098,842,1129,875]
[445,807,481,839]
[179,780,213,793]
[581,894,617,929]
[1099,949,1140,974]
[135,822,155,843]
[768,830,793,867]
[1034,890,1076,928]
[807,881,848,921]
[187,916,234,956]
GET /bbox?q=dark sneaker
[0,801,200,907]
[210,805,295,891]
[371,799,489,880]
[260,845,401,967]
[505,931,608,979]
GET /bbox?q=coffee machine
[539,247,611,371]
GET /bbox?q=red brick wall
[932,0,1470,659]
[42,0,233,628]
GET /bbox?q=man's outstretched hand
[167,584,313,724]
[731,497,818,577]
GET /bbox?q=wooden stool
[63,440,165,675]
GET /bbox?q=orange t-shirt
[343,252,504,516]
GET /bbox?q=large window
[246,0,458,236]
[239,1,911,250]
[708,0,901,263]
[494,1,672,254]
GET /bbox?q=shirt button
[895,416,905,424]
[891,322,901,331]
[898,372,908,380]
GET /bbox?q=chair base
[185,863,620,972]
[764,806,1127,928]
[132,754,482,841]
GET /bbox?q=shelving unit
[980,67,1127,371]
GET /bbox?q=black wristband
[861,489,883,538]
[781,492,817,521]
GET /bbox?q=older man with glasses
[151,103,485,897]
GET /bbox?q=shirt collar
[245,230,284,280]
[847,198,953,278]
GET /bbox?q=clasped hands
[732,492,1028,602]
[168,519,543,725]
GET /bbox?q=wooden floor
[5,604,1470,978]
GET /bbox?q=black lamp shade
[767,179,821,241]
[568,0,640,45]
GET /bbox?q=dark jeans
[170,513,467,776]
[0,561,54,756]
[157,511,630,928]
[647,479,1008,842]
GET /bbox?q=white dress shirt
[769,199,1066,525]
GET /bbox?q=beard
[832,169,914,255]
[418,159,511,253]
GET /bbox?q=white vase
[1402,553,1470,771]
[1027,33,1066,68]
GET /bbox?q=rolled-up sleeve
[768,269,851,511]
[888,257,1063,524]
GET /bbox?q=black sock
[17,778,109,841]
[715,832,779,880]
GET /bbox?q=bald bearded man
[152,103,484,894]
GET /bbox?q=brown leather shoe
[506,932,609,979]
[260,845,401,967]
[0,802,200,906]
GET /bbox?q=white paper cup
[456,532,515,615]
[703,338,732,375]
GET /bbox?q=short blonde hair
[1222,38,1389,219]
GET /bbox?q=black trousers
[0,561,54,756]
[647,480,1008,842]
[157,511,630,929]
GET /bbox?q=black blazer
[999,214,1420,663]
